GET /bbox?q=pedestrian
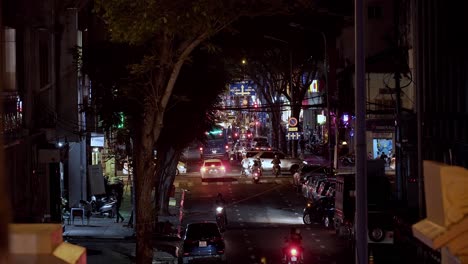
[380,152,388,161]
[113,180,125,223]
[299,136,306,154]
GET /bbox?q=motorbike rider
[271,155,281,176]
[215,193,228,224]
[250,159,262,175]
[282,227,304,263]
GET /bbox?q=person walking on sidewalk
[113,180,125,223]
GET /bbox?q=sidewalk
[63,188,185,239]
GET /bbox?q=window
[4,27,16,91]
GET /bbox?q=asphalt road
[72,163,424,264]
[180,173,354,264]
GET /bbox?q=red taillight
[290,248,298,256]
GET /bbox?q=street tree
[93,1,311,262]
[224,17,320,156]
[155,48,230,216]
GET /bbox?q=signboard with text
[229,81,257,96]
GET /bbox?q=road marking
[216,182,223,185]
[320,245,326,249]
[250,255,256,259]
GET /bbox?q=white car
[200,159,226,181]
[243,151,305,174]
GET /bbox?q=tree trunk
[134,141,156,263]
[270,103,282,150]
[157,147,180,216]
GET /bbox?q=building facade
[1,0,96,223]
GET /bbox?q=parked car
[200,159,226,181]
[181,222,226,263]
[176,161,187,175]
[243,151,305,174]
[292,164,329,189]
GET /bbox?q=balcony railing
[0,91,22,142]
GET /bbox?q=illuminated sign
[317,114,326,125]
[309,80,319,93]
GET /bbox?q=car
[182,142,203,161]
[292,164,329,188]
[251,141,272,151]
[181,222,226,263]
[176,161,187,175]
[251,136,268,147]
[200,159,226,181]
[243,151,305,174]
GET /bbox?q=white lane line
[202,182,208,185]
[320,245,326,249]
[216,182,223,185]
[250,255,256,259]
[238,218,244,221]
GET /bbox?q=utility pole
[355,0,368,263]
[394,0,404,202]
[289,48,296,158]
[321,33,334,172]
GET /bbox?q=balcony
[1,91,22,142]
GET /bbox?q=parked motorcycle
[215,206,227,231]
[90,195,116,218]
[339,154,355,166]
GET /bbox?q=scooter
[91,195,116,218]
[250,167,262,184]
[282,243,304,264]
[215,206,227,231]
[273,164,281,177]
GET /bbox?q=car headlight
[302,161,308,164]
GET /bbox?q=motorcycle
[339,154,355,166]
[250,167,262,183]
[282,244,304,264]
[215,206,227,231]
[273,164,281,177]
[90,195,116,218]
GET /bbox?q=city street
[180,171,354,264]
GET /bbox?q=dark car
[293,164,328,189]
[181,222,226,263]
[303,196,335,228]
